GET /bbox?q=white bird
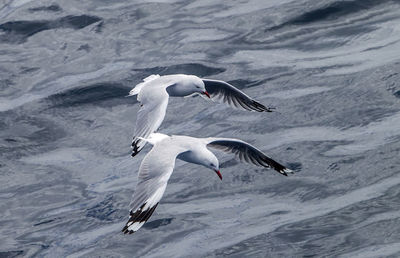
[122,133,292,234]
[129,74,274,157]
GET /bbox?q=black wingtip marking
[260,156,291,176]
[122,203,159,234]
[265,106,276,112]
[131,138,141,157]
[278,166,295,176]
[252,100,274,112]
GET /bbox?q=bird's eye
[209,163,214,167]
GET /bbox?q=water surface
[1,0,400,257]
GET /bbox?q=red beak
[214,169,222,180]
[203,91,211,98]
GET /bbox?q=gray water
[1,0,400,257]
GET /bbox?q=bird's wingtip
[122,228,136,234]
[122,203,159,235]
[281,168,294,176]
[131,139,141,157]
[251,100,275,112]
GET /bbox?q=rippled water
[1,0,400,257]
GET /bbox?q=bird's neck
[166,84,192,97]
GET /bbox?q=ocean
[1,0,400,257]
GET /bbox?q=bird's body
[129,74,274,157]
[131,74,205,100]
[122,133,292,234]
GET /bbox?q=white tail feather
[283,168,294,174]
[129,74,160,96]
[138,133,169,145]
[143,74,160,82]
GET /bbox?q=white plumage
[122,133,292,234]
[129,74,274,157]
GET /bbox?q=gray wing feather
[202,79,274,112]
[206,138,292,176]
[130,145,177,211]
[131,94,169,157]
[123,143,184,234]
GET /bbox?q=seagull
[122,133,292,234]
[129,74,274,157]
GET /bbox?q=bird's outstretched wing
[202,79,274,112]
[131,92,169,157]
[123,143,182,234]
[206,138,292,176]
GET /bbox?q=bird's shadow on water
[287,162,302,173]
[45,82,135,109]
[132,63,226,78]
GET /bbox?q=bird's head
[205,153,221,180]
[192,77,210,98]
[176,75,211,98]
[177,147,221,180]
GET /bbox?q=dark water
[1,0,400,257]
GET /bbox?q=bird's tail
[129,74,160,96]
[128,84,144,96]
[131,133,169,157]
[138,133,169,145]
[280,168,294,176]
